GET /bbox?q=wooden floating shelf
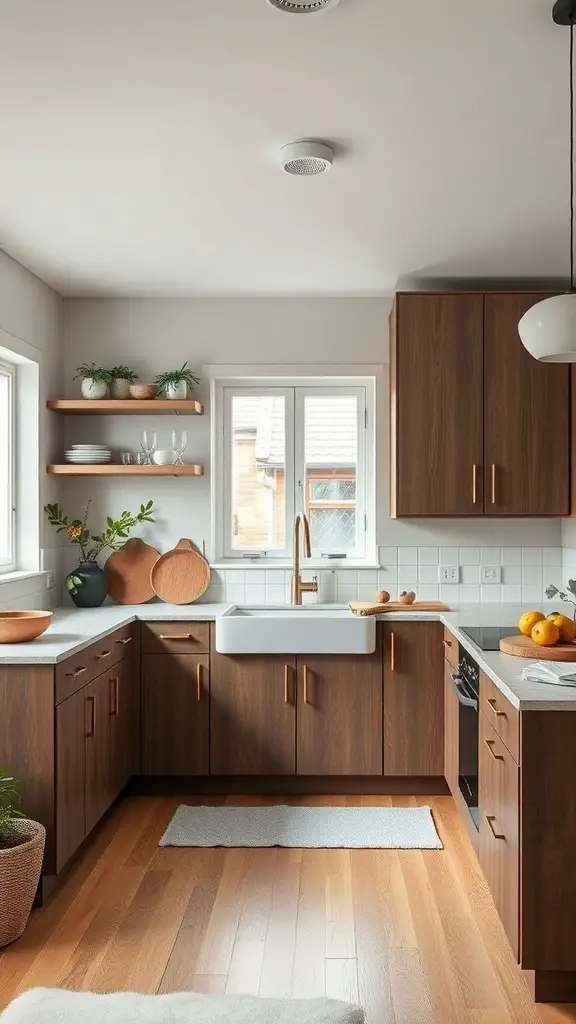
[47,465,204,477]
[46,399,203,415]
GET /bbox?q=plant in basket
[0,767,46,947]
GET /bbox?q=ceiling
[0,0,570,296]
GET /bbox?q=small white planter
[81,377,108,400]
[166,380,187,401]
[110,379,132,400]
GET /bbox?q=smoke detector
[279,141,334,176]
[266,0,340,14]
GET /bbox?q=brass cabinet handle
[284,664,290,705]
[472,464,478,505]
[196,663,202,702]
[86,695,95,737]
[442,638,452,649]
[65,666,86,679]
[390,631,396,672]
[303,664,309,705]
[159,633,194,641]
[109,676,119,716]
[486,814,505,841]
[484,739,504,761]
[116,636,133,645]
[491,464,496,505]
[486,697,506,718]
[95,650,111,660]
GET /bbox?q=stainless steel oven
[451,644,480,831]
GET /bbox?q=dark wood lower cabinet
[296,654,383,776]
[383,622,444,775]
[55,686,87,872]
[210,653,296,775]
[443,658,459,797]
[85,672,114,835]
[142,654,209,775]
[110,655,139,795]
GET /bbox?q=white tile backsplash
[418,547,439,565]
[522,547,543,566]
[459,547,480,565]
[460,565,480,585]
[398,547,418,565]
[481,547,502,566]
[502,547,522,566]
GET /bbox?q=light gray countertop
[1,601,575,711]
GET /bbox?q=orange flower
[68,525,82,540]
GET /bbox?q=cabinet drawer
[442,628,458,669]
[480,672,520,763]
[142,621,209,654]
[55,625,135,704]
[478,714,520,958]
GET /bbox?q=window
[214,377,374,563]
[0,361,15,571]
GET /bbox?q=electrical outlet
[440,565,459,583]
[46,571,56,589]
[480,565,501,584]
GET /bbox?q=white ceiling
[0,0,570,296]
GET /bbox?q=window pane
[304,394,357,552]
[231,395,286,550]
[0,371,11,564]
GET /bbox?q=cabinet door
[484,293,569,516]
[210,653,296,775]
[55,688,87,872]
[142,654,209,775]
[443,659,459,797]
[109,655,139,796]
[391,293,484,516]
[383,622,444,776]
[296,654,383,776]
[85,673,114,835]
[478,713,520,958]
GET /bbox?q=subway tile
[418,547,439,565]
[481,547,502,566]
[337,570,358,587]
[264,570,288,585]
[379,546,398,566]
[225,583,246,603]
[245,583,266,604]
[502,566,522,585]
[521,566,543,588]
[460,565,480,585]
[521,585,545,604]
[502,547,522,566]
[378,568,398,589]
[398,547,418,565]
[318,572,337,603]
[224,569,246,584]
[522,547,543,566]
[501,585,522,603]
[337,585,359,604]
[358,570,378,586]
[358,584,379,602]
[418,565,439,585]
[481,586,503,604]
[264,584,285,604]
[201,585,224,604]
[459,547,480,566]
[440,584,460,605]
[440,547,459,565]
[543,547,562,567]
[459,585,480,604]
[417,585,440,601]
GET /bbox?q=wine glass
[140,430,157,466]
[171,429,187,466]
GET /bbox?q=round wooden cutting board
[151,538,210,605]
[500,635,576,661]
[105,538,160,604]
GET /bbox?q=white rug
[0,989,365,1024]
[158,804,443,849]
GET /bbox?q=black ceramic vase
[66,560,107,608]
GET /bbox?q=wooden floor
[1,794,575,1023]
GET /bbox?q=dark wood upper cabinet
[383,622,444,776]
[296,654,383,776]
[390,292,484,516]
[142,654,209,775]
[484,293,569,517]
[210,652,297,775]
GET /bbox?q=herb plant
[44,499,155,562]
[154,361,201,396]
[109,364,139,383]
[0,767,24,848]
[73,362,112,384]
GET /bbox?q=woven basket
[0,820,45,947]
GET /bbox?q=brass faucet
[291,512,318,605]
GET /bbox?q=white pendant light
[518,0,576,362]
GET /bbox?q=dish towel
[521,661,576,686]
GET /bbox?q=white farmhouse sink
[215,604,376,655]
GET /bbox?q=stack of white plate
[65,444,112,464]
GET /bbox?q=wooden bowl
[0,611,53,644]
[129,383,158,400]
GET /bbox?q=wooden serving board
[499,635,576,661]
[151,538,210,605]
[349,601,450,617]
[105,538,160,604]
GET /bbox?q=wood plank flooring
[0,794,575,1023]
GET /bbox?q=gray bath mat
[158,804,443,849]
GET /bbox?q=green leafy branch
[546,580,576,621]
[44,500,155,562]
[0,766,25,844]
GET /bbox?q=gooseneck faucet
[291,512,319,605]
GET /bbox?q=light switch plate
[440,565,459,583]
[480,565,502,584]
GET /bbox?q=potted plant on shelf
[73,362,112,400]
[154,361,201,401]
[0,767,46,948]
[44,499,155,607]
[109,364,139,400]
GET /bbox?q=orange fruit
[546,614,576,644]
[531,620,560,647]
[518,610,545,636]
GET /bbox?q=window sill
[210,561,382,571]
[0,570,50,593]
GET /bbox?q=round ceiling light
[279,141,334,176]
[266,0,340,13]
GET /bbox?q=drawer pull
[472,463,478,505]
[486,697,506,718]
[196,663,202,702]
[442,638,452,649]
[86,695,95,737]
[486,814,505,841]
[109,676,119,716]
[95,650,111,661]
[390,631,396,672]
[159,633,194,641]
[491,464,497,505]
[485,739,504,761]
[303,664,309,705]
[284,664,291,705]
[116,636,133,645]
[65,666,87,679]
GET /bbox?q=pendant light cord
[571,18,575,290]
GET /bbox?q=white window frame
[0,360,15,573]
[211,371,376,567]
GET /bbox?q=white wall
[0,248,64,605]
[63,297,563,604]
